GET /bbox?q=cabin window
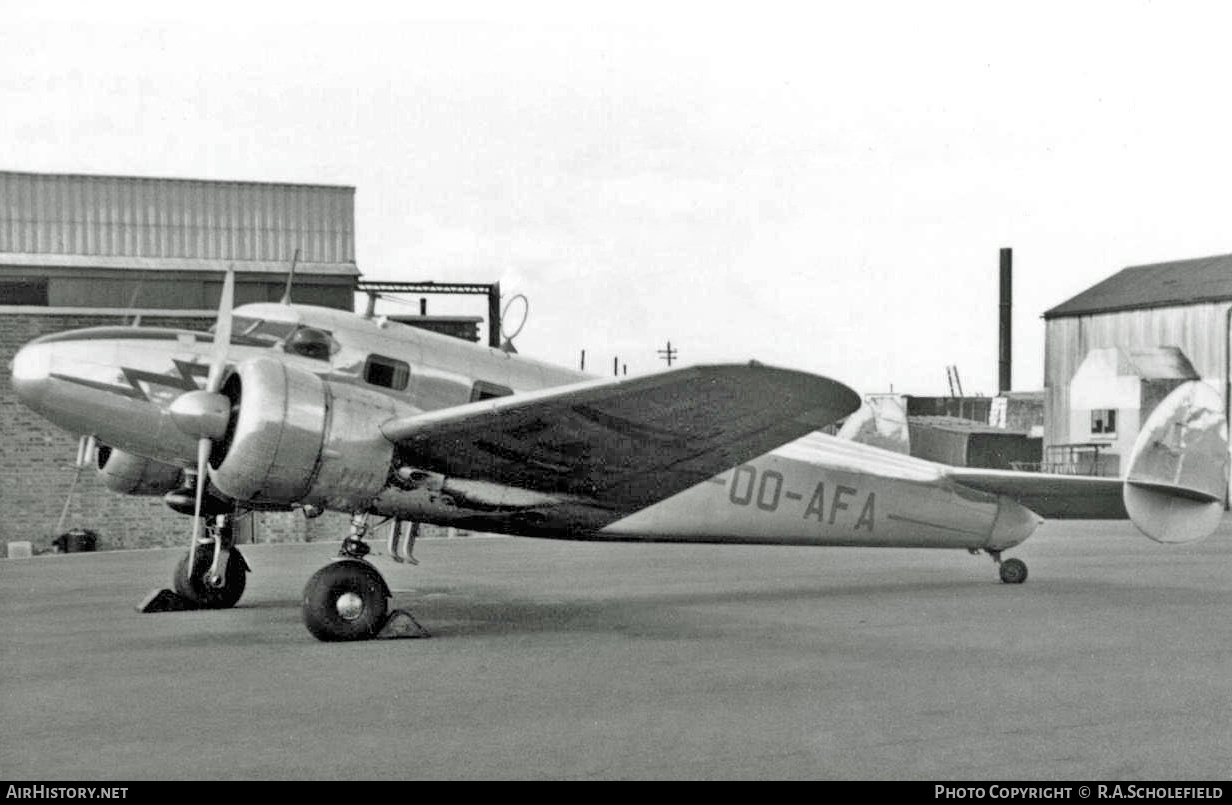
[470,380,513,402]
[364,355,410,391]
[1090,409,1117,436]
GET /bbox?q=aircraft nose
[10,340,51,408]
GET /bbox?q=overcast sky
[4,1,1232,396]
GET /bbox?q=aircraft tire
[173,545,247,608]
[302,559,389,642]
[999,557,1028,585]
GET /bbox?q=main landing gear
[139,513,251,613]
[300,513,428,642]
[980,548,1028,584]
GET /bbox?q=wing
[944,468,1128,519]
[382,362,861,521]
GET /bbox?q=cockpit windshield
[226,316,299,343]
[212,317,337,360]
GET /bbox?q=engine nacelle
[96,445,183,495]
[208,357,403,511]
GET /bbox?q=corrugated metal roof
[1044,253,1232,319]
[0,171,355,264]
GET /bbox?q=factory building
[0,170,357,309]
[1043,253,1232,489]
[0,171,360,554]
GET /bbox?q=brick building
[0,171,360,554]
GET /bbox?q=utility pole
[657,341,678,367]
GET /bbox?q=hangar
[0,170,357,308]
[1043,253,1232,497]
[0,171,360,554]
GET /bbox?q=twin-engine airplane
[9,271,1229,641]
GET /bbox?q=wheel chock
[137,588,199,613]
[376,609,430,639]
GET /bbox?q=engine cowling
[207,357,403,511]
[96,445,183,495]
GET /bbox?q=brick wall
[0,312,362,556]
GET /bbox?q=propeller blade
[185,267,236,578]
[206,267,235,394]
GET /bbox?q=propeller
[169,268,235,580]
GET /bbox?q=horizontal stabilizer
[945,468,1126,520]
[1123,380,1228,543]
[1124,479,1222,504]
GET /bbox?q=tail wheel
[173,545,247,608]
[302,560,389,642]
[999,557,1028,585]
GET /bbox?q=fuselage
[10,302,1042,552]
[598,433,1041,551]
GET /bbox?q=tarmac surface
[1,518,1230,781]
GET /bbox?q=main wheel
[302,560,389,642]
[173,545,248,608]
[999,557,1028,584]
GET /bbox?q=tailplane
[1124,380,1229,543]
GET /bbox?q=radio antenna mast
[280,248,301,305]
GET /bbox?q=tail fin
[1124,380,1229,543]
[837,394,911,454]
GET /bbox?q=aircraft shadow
[385,580,995,639]
[219,574,1223,642]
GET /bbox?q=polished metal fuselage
[10,303,1041,552]
[11,303,584,471]
[598,433,1040,550]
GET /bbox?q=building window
[1091,409,1117,436]
[470,380,513,402]
[0,279,49,305]
[364,355,410,390]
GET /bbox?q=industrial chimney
[999,247,1012,394]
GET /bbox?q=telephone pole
[657,341,678,367]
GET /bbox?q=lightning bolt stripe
[51,373,148,401]
[53,361,213,403]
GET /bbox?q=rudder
[1124,380,1229,543]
